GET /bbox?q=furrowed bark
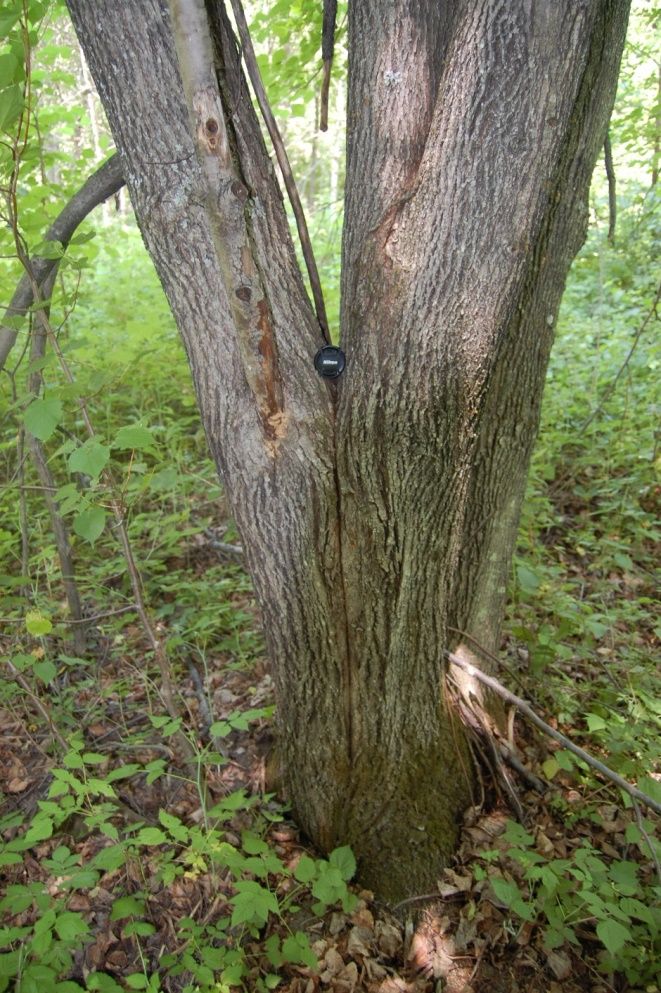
[67,0,630,903]
[66,0,351,854]
[335,0,630,898]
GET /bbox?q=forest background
[0,2,659,993]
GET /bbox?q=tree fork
[67,0,631,902]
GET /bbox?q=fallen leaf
[334,961,358,991]
[375,921,402,958]
[7,777,30,792]
[346,925,372,958]
[545,949,572,981]
[321,947,345,981]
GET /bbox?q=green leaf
[329,846,356,881]
[618,897,655,926]
[293,854,317,884]
[23,397,62,441]
[110,895,146,921]
[596,918,630,954]
[516,563,540,595]
[93,844,127,871]
[125,976,147,990]
[586,713,607,732]
[73,507,106,545]
[158,810,189,843]
[542,757,559,780]
[230,881,278,927]
[242,831,269,855]
[0,885,34,914]
[135,827,168,846]
[25,610,52,636]
[54,912,89,941]
[311,865,346,905]
[608,860,638,896]
[32,239,65,260]
[0,85,22,132]
[34,659,57,685]
[86,974,125,993]
[68,440,109,478]
[113,424,156,451]
[491,876,521,908]
[0,54,18,86]
[24,816,53,845]
[282,932,317,970]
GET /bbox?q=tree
[65,0,630,902]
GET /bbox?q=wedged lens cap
[314,346,346,379]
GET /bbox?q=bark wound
[256,298,286,443]
[192,86,286,446]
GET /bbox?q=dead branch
[604,132,616,244]
[320,0,338,132]
[446,651,661,818]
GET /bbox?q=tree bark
[66,0,630,902]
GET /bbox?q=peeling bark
[67,0,630,902]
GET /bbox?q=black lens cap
[314,346,346,379]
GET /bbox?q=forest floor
[1,499,659,993]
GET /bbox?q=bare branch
[446,651,661,818]
[320,0,338,132]
[604,131,617,244]
[0,154,124,372]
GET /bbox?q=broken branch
[446,651,661,818]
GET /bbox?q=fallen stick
[446,652,661,818]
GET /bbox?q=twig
[320,0,337,132]
[580,282,661,432]
[27,268,87,654]
[5,659,68,751]
[445,652,661,817]
[65,604,138,624]
[228,0,330,341]
[632,798,661,884]
[604,132,616,244]
[392,892,462,913]
[0,154,124,371]
[498,744,545,794]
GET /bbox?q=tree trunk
[66,0,630,902]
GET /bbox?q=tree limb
[228,0,330,341]
[0,153,124,372]
[446,651,661,818]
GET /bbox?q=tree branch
[320,0,337,132]
[228,0,330,341]
[604,132,616,244]
[0,153,124,372]
[446,651,661,818]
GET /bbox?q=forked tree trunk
[67,0,630,901]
